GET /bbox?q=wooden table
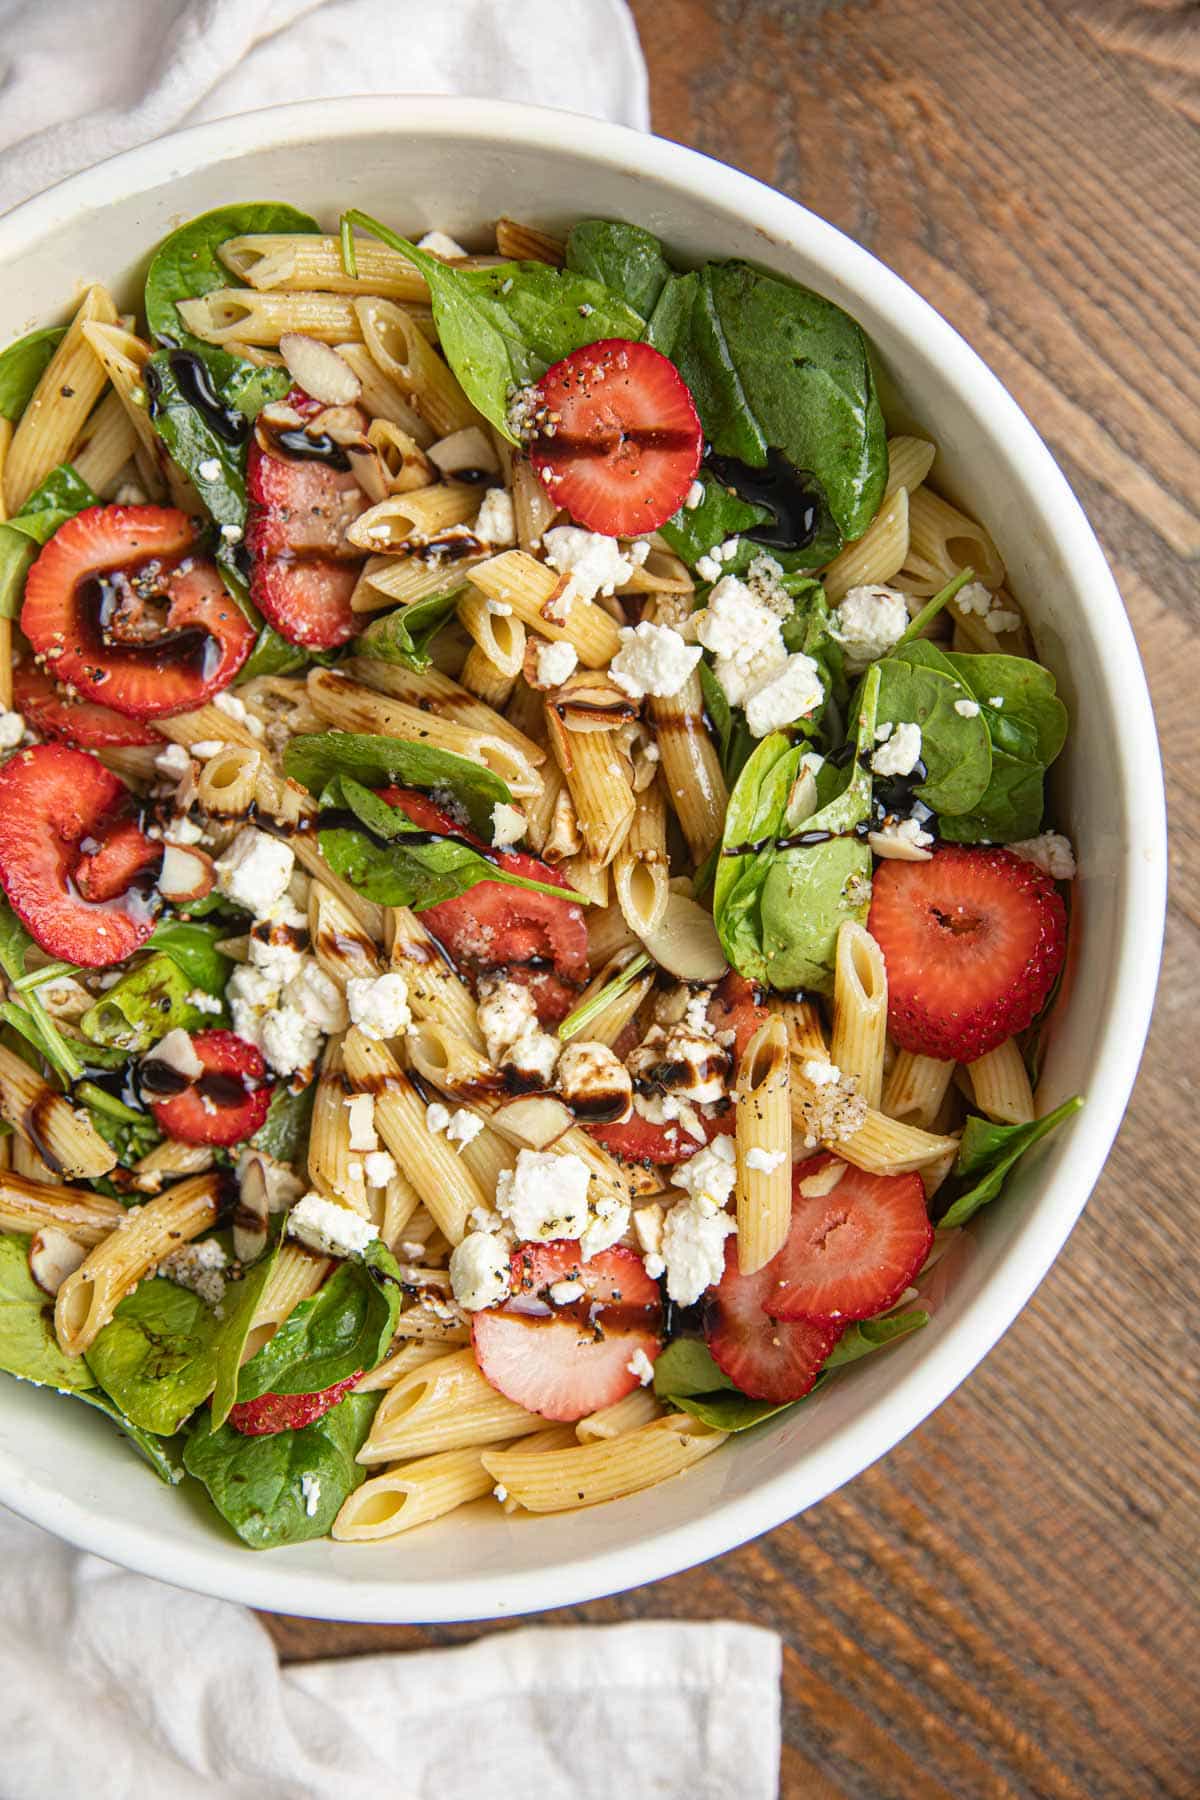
[264,5,1199,1792]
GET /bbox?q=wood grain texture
[261,5,1199,1793]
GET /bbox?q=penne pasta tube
[482,1413,727,1513]
[5,285,119,511]
[0,1044,115,1180]
[576,1386,663,1443]
[308,1036,369,1219]
[458,588,527,678]
[69,390,148,498]
[340,657,545,765]
[831,1106,960,1177]
[822,486,909,603]
[908,485,1006,590]
[350,553,483,614]
[881,1051,956,1130]
[830,922,889,1111]
[544,703,635,867]
[129,1139,214,1194]
[460,643,518,709]
[355,296,479,437]
[735,1017,793,1274]
[353,1339,446,1394]
[342,1029,486,1245]
[176,289,362,347]
[81,322,197,510]
[159,703,260,754]
[335,342,433,445]
[884,434,937,498]
[333,1445,499,1540]
[0,1172,122,1245]
[241,1245,332,1363]
[511,456,559,551]
[308,884,382,989]
[770,996,828,1061]
[346,482,480,551]
[220,233,430,301]
[559,851,609,908]
[384,907,483,1047]
[357,1347,544,1463]
[613,777,669,936]
[54,1174,221,1354]
[967,1039,1035,1126]
[470,551,621,669]
[643,596,727,862]
[494,218,565,265]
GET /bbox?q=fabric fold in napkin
[0,1511,782,1799]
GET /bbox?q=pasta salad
[0,205,1080,1547]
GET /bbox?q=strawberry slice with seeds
[229,1371,362,1436]
[142,1029,273,1147]
[705,971,770,1061]
[245,436,367,648]
[587,1107,734,1167]
[705,1238,842,1403]
[528,339,703,537]
[868,845,1068,1062]
[13,664,160,748]
[21,505,255,719]
[769,1154,932,1324]
[382,786,589,1025]
[0,744,160,964]
[472,1242,663,1422]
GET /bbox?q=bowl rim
[0,94,1166,1622]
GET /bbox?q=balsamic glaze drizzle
[705,447,823,552]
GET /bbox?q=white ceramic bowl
[0,97,1165,1622]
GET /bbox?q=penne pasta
[470,551,621,669]
[482,1413,726,1513]
[544,702,635,867]
[494,218,565,265]
[0,1171,122,1245]
[613,776,669,937]
[355,296,479,437]
[575,1387,663,1442]
[457,588,527,678]
[333,1445,499,1539]
[830,922,889,1111]
[0,1044,115,1180]
[384,907,484,1048]
[735,1016,793,1274]
[176,289,363,347]
[822,486,909,603]
[220,233,430,301]
[5,285,119,511]
[884,434,937,499]
[357,1347,544,1463]
[967,1039,1035,1126]
[882,1051,956,1130]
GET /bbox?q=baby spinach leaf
[944,651,1069,765]
[144,202,320,350]
[144,918,233,996]
[85,1277,225,1434]
[822,1309,930,1366]
[698,661,754,786]
[0,463,98,619]
[659,470,770,568]
[0,325,66,422]
[86,1106,162,1176]
[934,652,1068,844]
[235,1242,403,1403]
[210,1221,284,1431]
[80,952,217,1053]
[565,220,673,317]
[670,261,888,552]
[341,210,645,442]
[250,1080,316,1165]
[713,733,807,985]
[185,1388,379,1547]
[353,589,464,671]
[238,622,314,682]
[874,642,993,816]
[644,270,700,359]
[318,776,577,911]
[0,1232,95,1390]
[652,1338,808,1431]
[283,728,510,837]
[938,1096,1083,1228]
[75,1389,186,1484]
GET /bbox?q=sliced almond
[866,828,934,863]
[233,1154,269,1264]
[157,843,215,903]
[29,1227,87,1296]
[637,890,728,982]
[427,425,499,479]
[278,334,362,408]
[489,1094,573,1150]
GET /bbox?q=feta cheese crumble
[746,1147,786,1174]
[744,651,824,737]
[490,802,525,849]
[346,972,411,1041]
[695,574,787,705]
[363,1149,397,1186]
[536,638,578,687]
[670,1134,737,1210]
[425,1102,451,1134]
[871,721,923,778]
[549,1279,585,1305]
[477,978,538,1063]
[287,1192,378,1258]
[627,1347,656,1386]
[214,828,294,914]
[0,709,25,749]
[954,697,981,718]
[473,486,516,547]
[300,1472,321,1518]
[830,584,909,670]
[542,526,635,603]
[1009,831,1077,880]
[446,1108,485,1149]
[684,479,705,510]
[609,622,702,700]
[496,1149,591,1242]
[660,1197,737,1306]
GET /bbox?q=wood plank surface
[262,5,1200,1793]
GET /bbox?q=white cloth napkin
[0,0,650,214]
[0,4,780,1792]
[0,1510,782,1798]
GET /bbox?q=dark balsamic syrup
[705,447,822,552]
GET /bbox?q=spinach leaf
[353,590,464,671]
[945,654,1068,765]
[341,210,644,442]
[565,220,673,317]
[670,262,887,555]
[659,470,770,569]
[210,1221,284,1431]
[644,270,700,359]
[712,732,804,985]
[283,728,510,838]
[938,1096,1083,1228]
[0,463,98,619]
[238,623,316,682]
[184,1388,378,1547]
[698,661,754,786]
[822,1309,930,1366]
[80,952,217,1053]
[250,1079,316,1164]
[0,896,88,1084]
[936,653,1068,844]
[0,1232,95,1390]
[86,1106,161,1175]
[85,1277,225,1434]
[782,579,847,718]
[652,1338,802,1431]
[0,325,66,422]
[144,202,320,350]
[875,640,993,816]
[144,918,233,995]
[235,1242,403,1404]
[75,1389,186,1485]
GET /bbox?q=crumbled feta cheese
[660,1196,737,1305]
[744,554,794,618]
[286,960,349,1033]
[363,1149,397,1186]
[695,574,789,707]
[449,1231,512,1310]
[147,1027,203,1080]
[627,1347,655,1386]
[248,899,309,984]
[955,581,994,617]
[644,1252,666,1280]
[493,1483,509,1503]
[803,1058,839,1087]
[633,1203,665,1256]
[549,1279,585,1305]
[477,978,538,1063]
[503,1028,561,1086]
[345,1092,378,1152]
[496,1150,591,1241]
[346,972,411,1041]
[746,1147,786,1174]
[157,1238,228,1308]
[830,584,909,671]
[226,964,278,1050]
[0,709,25,749]
[716,537,740,563]
[425,1102,451,1134]
[695,554,722,582]
[579,1194,630,1262]
[154,742,193,780]
[491,802,525,849]
[474,486,516,547]
[260,1005,323,1078]
[628,1024,731,1105]
[988,696,1004,709]
[794,1059,867,1148]
[190,740,225,759]
[417,229,468,259]
[986,608,1021,634]
[221,523,243,543]
[609,621,702,701]
[1009,831,1077,880]
[871,721,923,778]
[542,526,635,603]
[287,1191,378,1258]
[684,480,705,510]
[214,828,294,914]
[300,1472,321,1517]
[670,1133,737,1211]
[486,598,512,615]
[536,638,578,687]
[954,697,981,718]
[744,651,824,737]
[556,1040,633,1123]
[165,816,205,847]
[197,457,221,482]
[185,988,221,1016]
[446,1108,484,1149]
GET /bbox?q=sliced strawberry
[13,664,160,748]
[142,1029,273,1147]
[769,1154,932,1324]
[0,745,160,964]
[229,1371,362,1436]
[472,1242,662,1422]
[705,1238,842,1403]
[381,786,589,1025]
[528,339,703,536]
[21,505,255,719]
[706,971,770,1061]
[587,1106,734,1167]
[245,437,367,649]
[868,845,1068,1062]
